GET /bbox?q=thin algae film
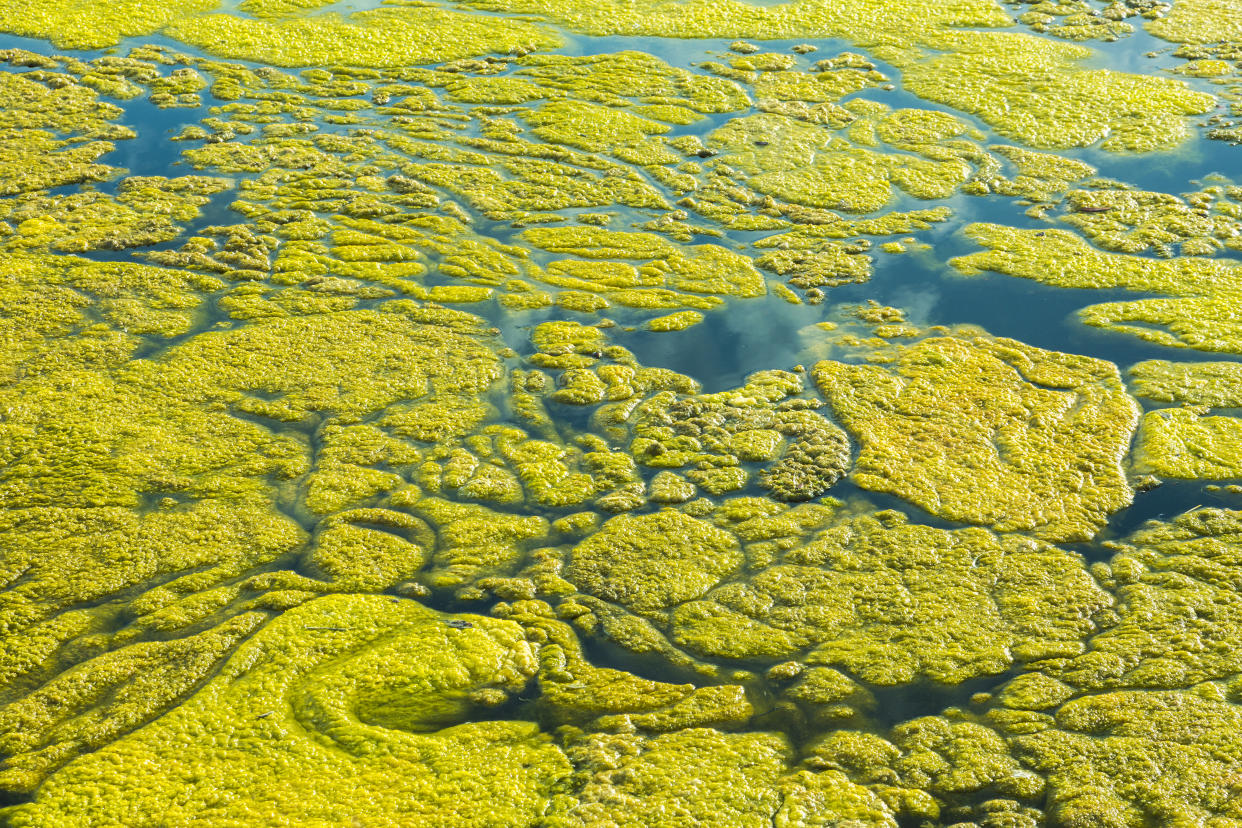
[0,0,1241,825]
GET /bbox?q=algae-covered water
[4,0,1242,824]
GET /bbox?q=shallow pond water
[2,1,1242,825]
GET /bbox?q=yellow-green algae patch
[1132,407,1242,479]
[409,496,551,589]
[3,595,570,827]
[616,368,850,502]
[443,0,1212,152]
[1047,508,1242,689]
[703,111,975,214]
[0,0,217,50]
[974,144,1096,200]
[977,509,1242,825]
[646,310,704,332]
[1059,186,1242,257]
[0,177,227,253]
[808,714,1046,823]
[565,510,743,614]
[897,31,1213,152]
[165,7,562,68]
[236,0,341,19]
[562,729,799,827]
[1013,689,1242,827]
[1147,0,1242,42]
[0,247,523,790]
[812,330,1140,541]
[523,226,766,308]
[1129,359,1242,407]
[954,223,1242,294]
[0,70,130,197]
[1016,0,1135,42]
[523,100,670,153]
[666,509,1109,683]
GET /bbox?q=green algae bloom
[0,0,217,50]
[1133,408,1242,479]
[1129,359,1242,407]
[812,330,1140,542]
[4,1,1242,824]
[167,8,562,68]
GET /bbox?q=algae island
[1,0,1242,825]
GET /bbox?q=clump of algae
[0,244,524,790]
[953,508,1242,826]
[1129,359,1242,407]
[565,510,743,614]
[0,0,217,50]
[663,508,1109,683]
[3,596,572,826]
[1147,0,1242,43]
[1047,508,1242,689]
[1015,0,1135,42]
[0,177,226,253]
[1059,185,1242,257]
[812,326,1140,541]
[1014,688,1242,827]
[1132,407,1242,479]
[623,369,850,501]
[0,71,130,197]
[704,110,975,214]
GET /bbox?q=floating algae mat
[6,0,1242,826]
